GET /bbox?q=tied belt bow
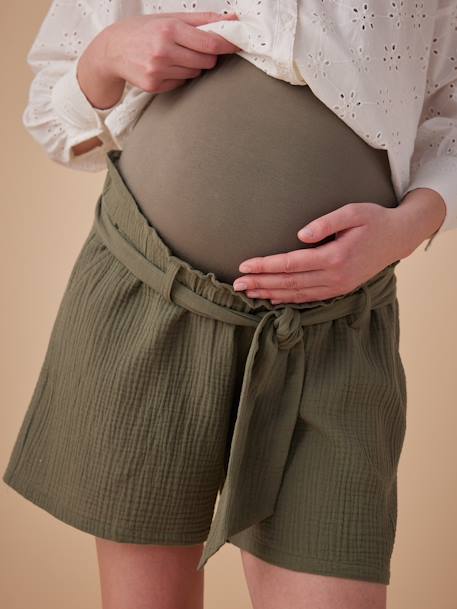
[93,184,399,571]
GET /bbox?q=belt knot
[273,306,304,350]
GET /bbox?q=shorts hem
[228,535,390,585]
[2,472,209,547]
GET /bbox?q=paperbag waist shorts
[3,149,407,585]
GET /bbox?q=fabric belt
[92,189,399,571]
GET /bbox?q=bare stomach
[117,53,398,284]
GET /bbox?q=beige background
[1,3,456,608]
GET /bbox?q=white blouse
[23,0,457,251]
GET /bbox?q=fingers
[247,286,337,304]
[296,203,366,243]
[148,46,222,88]
[233,269,328,292]
[237,246,332,275]
[167,43,220,70]
[165,11,239,27]
[172,16,242,56]
[160,64,203,79]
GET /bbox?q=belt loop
[159,256,182,304]
[349,283,372,330]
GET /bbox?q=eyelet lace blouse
[22,0,457,251]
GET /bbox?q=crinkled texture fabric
[3,150,407,585]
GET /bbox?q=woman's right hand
[77,11,241,111]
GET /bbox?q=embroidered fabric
[21,0,457,251]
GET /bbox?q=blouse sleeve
[403,0,457,252]
[21,0,138,173]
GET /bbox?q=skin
[95,539,205,609]
[93,191,446,609]
[95,538,387,609]
[72,12,447,609]
[240,550,387,609]
[72,11,241,156]
[92,195,447,609]
[233,188,447,302]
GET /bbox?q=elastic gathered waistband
[92,149,401,570]
[94,181,398,332]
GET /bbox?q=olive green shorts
[3,150,407,585]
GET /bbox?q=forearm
[72,26,126,156]
[77,25,126,110]
[394,187,447,257]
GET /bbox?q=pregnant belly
[117,53,398,284]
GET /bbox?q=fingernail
[239,263,252,272]
[298,227,313,239]
[233,281,248,291]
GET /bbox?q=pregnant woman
[3,4,455,609]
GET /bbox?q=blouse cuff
[403,155,457,252]
[51,59,121,133]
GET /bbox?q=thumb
[297,204,360,243]
[173,11,239,26]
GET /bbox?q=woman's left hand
[232,202,408,304]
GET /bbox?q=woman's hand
[77,11,241,110]
[232,190,447,304]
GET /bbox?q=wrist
[77,25,126,110]
[92,24,125,82]
[393,187,447,257]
